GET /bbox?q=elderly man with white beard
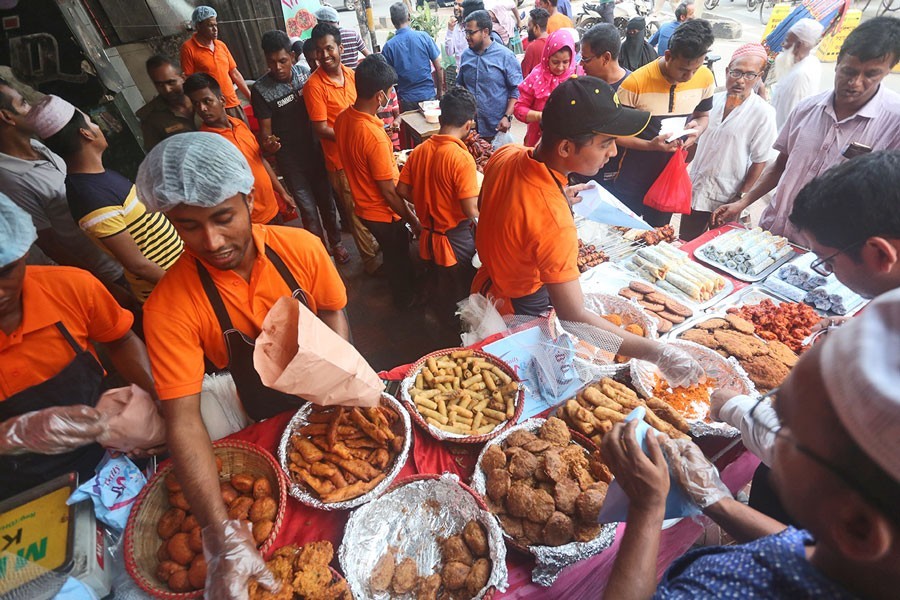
[771,18,824,130]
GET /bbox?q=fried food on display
[614,224,676,246]
[286,404,405,504]
[577,240,609,273]
[623,242,727,304]
[248,540,350,600]
[727,299,819,353]
[618,281,694,334]
[599,314,646,362]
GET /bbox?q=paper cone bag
[253,296,384,407]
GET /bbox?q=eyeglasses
[809,240,863,276]
[747,389,895,518]
[727,69,760,81]
[464,28,483,37]
[580,54,598,65]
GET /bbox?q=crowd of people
[1,2,900,598]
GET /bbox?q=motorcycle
[575,0,659,40]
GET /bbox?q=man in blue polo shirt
[382,2,444,112]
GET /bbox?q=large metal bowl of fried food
[470,418,617,586]
[248,540,350,600]
[401,348,524,444]
[277,393,411,510]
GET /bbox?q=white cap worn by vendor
[0,192,37,268]
[789,18,825,47]
[821,288,900,483]
[191,5,217,27]
[25,94,75,140]
[135,132,255,213]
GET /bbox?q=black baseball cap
[542,75,650,139]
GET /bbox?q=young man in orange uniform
[335,56,421,308]
[304,23,380,275]
[184,73,293,225]
[397,87,480,319]
[180,6,251,121]
[138,133,349,598]
[473,76,704,385]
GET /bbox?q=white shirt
[689,92,777,212]
[719,394,777,467]
[772,54,821,131]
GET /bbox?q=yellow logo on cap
[613,92,620,106]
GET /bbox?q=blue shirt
[654,527,858,599]
[557,0,572,18]
[457,41,523,136]
[650,20,680,55]
[382,27,440,103]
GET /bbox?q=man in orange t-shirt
[397,87,480,318]
[335,56,421,308]
[304,23,380,274]
[180,5,251,121]
[537,0,573,32]
[137,133,349,597]
[474,76,704,386]
[184,73,293,225]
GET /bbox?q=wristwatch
[735,192,746,200]
[505,114,513,123]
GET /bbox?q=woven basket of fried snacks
[630,339,754,437]
[277,393,411,510]
[401,348,524,443]
[340,472,508,600]
[470,418,617,586]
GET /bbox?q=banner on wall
[282,0,320,40]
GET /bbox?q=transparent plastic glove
[662,438,732,509]
[203,520,279,600]
[653,344,705,388]
[0,405,105,455]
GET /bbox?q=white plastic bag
[491,130,515,150]
[457,293,507,346]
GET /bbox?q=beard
[773,49,797,81]
[527,29,536,42]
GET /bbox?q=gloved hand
[653,344,705,388]
[0,405,105,455]
[662,438,732,509]
[203,520,279,600]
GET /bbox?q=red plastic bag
[643,148,692,214]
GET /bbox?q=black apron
[196,245,309,422]
[0,322,106,500]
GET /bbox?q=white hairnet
[136,132,255,213]
[0,192,37,267]
[191,5,217,26]
[789,18,824,47]
[821,288,900,483]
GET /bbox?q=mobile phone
[842,141,872,159]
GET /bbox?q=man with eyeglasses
[679,44,776,241]
[713,17,900,243]
[600,291,900,599]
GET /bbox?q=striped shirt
[66,170,183,302]
[340,27,367,69]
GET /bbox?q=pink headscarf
[523,29,579,101]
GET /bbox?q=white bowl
[424,108,441,124]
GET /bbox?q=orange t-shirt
[144,225,348,401]
[303,66,357,172]
[397,134,479,266]
[334,107,401,224]
[201,116,279,224]
[180,36,240,108]
[0,266,133,400]
[547,12,573,33]
[472,145,578,307]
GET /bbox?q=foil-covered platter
[277,393,412,511]
[630,340,751,437]
[584,292,659,340]
[471,419,617,587]
[339,473,509,600]
[401,348,524,444]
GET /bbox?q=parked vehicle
[575,0,659,40]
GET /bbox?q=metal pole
[356,0,379,52]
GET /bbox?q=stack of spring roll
[625,242,727,302]
[699,228,794,276]
[764,253,865,315]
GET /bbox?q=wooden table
[399,110,439,149]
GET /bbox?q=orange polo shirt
[398,134,479,266]
[143,225,348,401]
[201,116,279,224]
[334,106,401,224]
[0,266,133,400]
[303,65,357,172]
[472,145,578,311]
[180,35,240,108]
[547,12,573,33]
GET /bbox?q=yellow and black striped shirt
[66,170,183,302]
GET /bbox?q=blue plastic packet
[67,452,147,532]
[596,407,701,523]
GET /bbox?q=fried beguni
[542,511,575,547]
[370,547,397,592]
[464,558,491,597]
[462,521,489,557]
[441,561,470,591]
[391,557,419,594]
[485,468,510,502]
[538,417,571,446]
[442,535,474,566]
[481,444,506,473]
[506,447,538,479]
[553,477,580,516]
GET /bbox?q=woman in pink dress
[514,29,580,147]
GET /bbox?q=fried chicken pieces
[247,541,350,600]
[368,520,493,599]
[728,299,819,353]
[483,418,609,547]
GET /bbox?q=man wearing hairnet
[599,289,900,598]
[770,18,824,130]
[0,193,155,500]
[138,132,349,598]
